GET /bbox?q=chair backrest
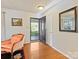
[11,34,24,44]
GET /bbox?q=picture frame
[59,6,77,32]
[12,18,22,26]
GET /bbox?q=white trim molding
[46,43,72,59]
[52,47,72,59]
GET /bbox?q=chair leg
[11,53,14,59]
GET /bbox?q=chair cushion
[1,47,11,52]
[11,34,24,44]
[1,44,12,49]
[1,40,11,45]
[1,40,12,52]
[1,34,24,53]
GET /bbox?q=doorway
[30,18,40,42]
[30,16,46,43]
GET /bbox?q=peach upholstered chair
[1,33,24,59]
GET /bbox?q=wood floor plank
[23,42,68,59]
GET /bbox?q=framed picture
[59,6,77,32]
[12,18,22,26]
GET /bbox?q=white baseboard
[52,47,72,59]
[46,43,72,59]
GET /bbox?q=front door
[30,18,40,42]
[39,16,46,43]
[30,16,46,43]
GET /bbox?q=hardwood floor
[23,42,68,59]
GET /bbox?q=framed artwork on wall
[12,18,22,26]
[59,6,77,32]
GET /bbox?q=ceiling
[1,0,53,13]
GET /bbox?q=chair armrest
[11,43,16,59]
[11,42,22,59]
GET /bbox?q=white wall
[1,12,6,40]
[41,0,78,59]
[1,8,35,43]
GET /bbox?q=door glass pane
[31,19,39,41]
